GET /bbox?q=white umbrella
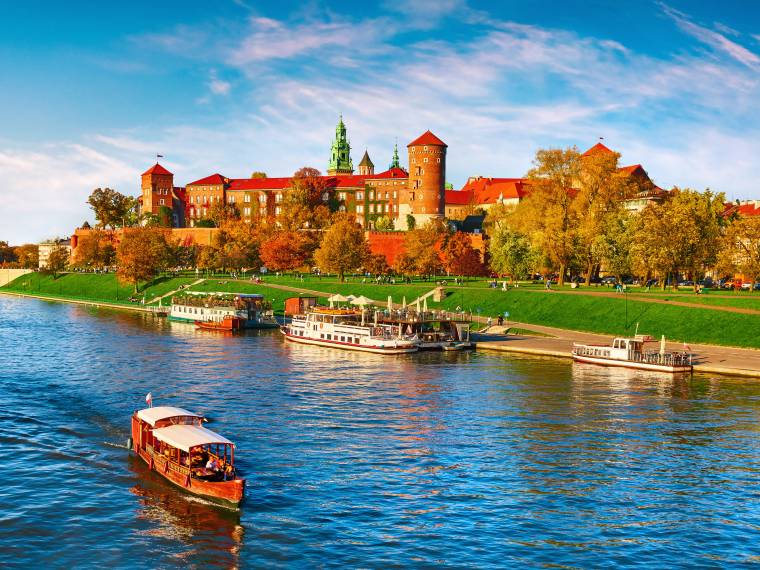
[423,297,428,312]
[328,293,349,308]
[660,335,666,355]
[374,310,378,326]
[387,295,393,311]
[416,298,421,312]
[350,295,374,306]
[402,296,407,309]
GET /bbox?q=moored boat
[169,292,278,329]
[572,335,693,373]
[281,306,418,354]
[130,404,245,508]
[378,309,473,350]
[195,315,244,331]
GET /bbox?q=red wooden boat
[194,316,244,331]
[130,405,245,508]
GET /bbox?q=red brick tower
[402,130,446,228]
[141,163,174,216]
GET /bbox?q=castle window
[370,204,375,213]
[356,204,364,214]
[424,146,428,151]
[393,191,397,199]
[259,194,266,203]
[228,196,235,204]
[276,193,282,203]
[244,207,251,216]
[322,192,329,202]
[356,191,364,200]
[385,192,389,199]
[424,157,428,163]
[411,193,415,201]
[338,192,347,201]
[159,199,165,206]
[275,206,282,215]
[244,194,251,203]
[437,158,441,163]
[260,207,267,216]
[370,191,375,199]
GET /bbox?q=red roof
[142,163,173,176]
[407,130,447,147]
[187,173,228,186]
[725,201,760,218]
[445,190,473,205]
[453,177,529,205]
[581,142,614,157]
[227,168,408,192]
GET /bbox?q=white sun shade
[137,406,201,427]
[151,424,233,452]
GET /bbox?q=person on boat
[206,457,218,471]
[224,463,234,481]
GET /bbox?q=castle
[139,117,449,231]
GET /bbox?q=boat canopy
[137,406,202,427]
[151,423,234,452]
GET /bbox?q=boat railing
[573,345,692,367]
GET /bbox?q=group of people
[185,450,235,481]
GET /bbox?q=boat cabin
[132,406,237,483]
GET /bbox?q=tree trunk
[558,263,566,287]
[584,260,593,286]
[339,270,345,282]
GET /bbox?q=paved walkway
[146,278,206,304]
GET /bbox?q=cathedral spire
[389,140,400,169]
[328,115,353,175]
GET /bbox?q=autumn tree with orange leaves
[443,232,485,277]
[116,227,173,292]
[260,230,314,272]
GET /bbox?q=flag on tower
[145,392,153,408]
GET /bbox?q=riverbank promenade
[476,324,760,378]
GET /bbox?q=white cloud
[208,70,231,95]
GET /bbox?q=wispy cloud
[208,70,231,95]
[659,3,760,68]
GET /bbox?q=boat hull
[282,330,417,354]
[573,354,692,373]
[170,315,278,329]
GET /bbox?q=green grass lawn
[1,272,197,306]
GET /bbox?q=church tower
[358,150,374,176]
[389,141,401,170]
[327,115,354,175]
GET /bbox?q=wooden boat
[195,316,244,331]
[572,335,692,373]
[130,405,245,508]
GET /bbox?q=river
[1,296,759,568]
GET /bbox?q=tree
[158,205,174,228]
[209,201,240,227]
[0,241,17,264]
[87,187,136,229]
[597,210,634,282]
[443,232,485,276]
[44,245,69,278]
[72,229,116,268]
[406,214,416,230]
[260,230,313,272]
[116,227,173,293]
[251,171,267,179]
[364,252,391,275]
[14,244,39,269]
[631,188,724,290]
[489,225,538,283]
[513,147,581,285]
[280,167,334,230]
[314,218,370,281]
[374,216,394,231]
[573,148,633,285]
[717,215,760,289]
[214,219,261,271]
[398,219,448,276]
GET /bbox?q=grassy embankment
[3,273,758,348]
[0,272,197,307]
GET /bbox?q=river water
[1,296,760,568]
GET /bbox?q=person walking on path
[487,316,493,330]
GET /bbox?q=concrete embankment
[476,327,760,379]
[0,290,163,314]
[0,269,32,287]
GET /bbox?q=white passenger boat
[572,335,692,373]
[281,307,418,354]
[169,292,278,329]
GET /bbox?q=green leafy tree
[251,171,267,179]
[374,216,395,231]
[717,214,760,289]
[314,217,370,281]
[87,187,136,229]
[489,225,538,283]
[406,214,416,230]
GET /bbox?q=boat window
[326,334,331,340]
[320,334,324,339]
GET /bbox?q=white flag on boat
[145,392,153,408]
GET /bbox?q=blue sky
[1,0,759,243]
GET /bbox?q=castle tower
[327,115,354,175]
[389,141,401,170]
[358,150,374,176]
[141,163,174,216]
[400,130,447,228]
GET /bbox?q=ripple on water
[1,296,760,567]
